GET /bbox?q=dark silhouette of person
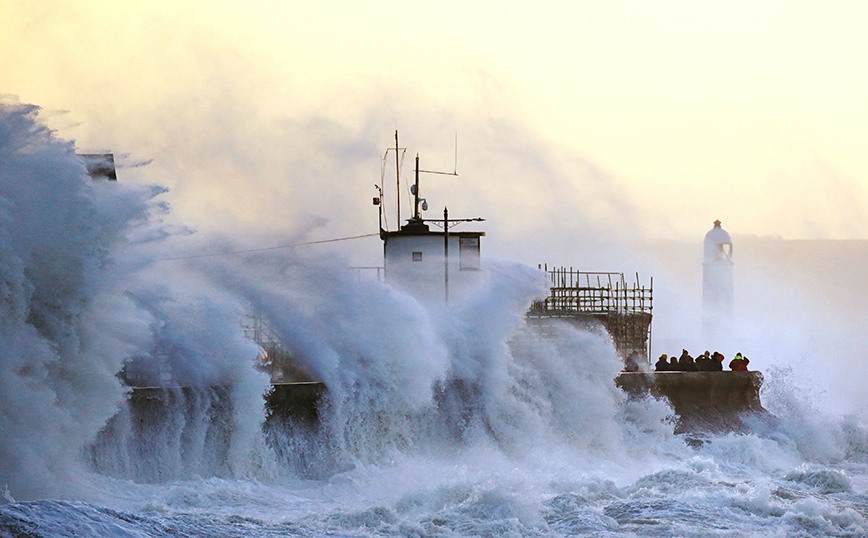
[696,350,711,371]
[678,349,697,372]
[655,354,670,371]
[729,352,748,371]
[709,352,724,371]
[624,351,643,372]
[669,355,679,371]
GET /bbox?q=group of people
[653,349,750,372]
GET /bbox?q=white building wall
[384,233,483,305]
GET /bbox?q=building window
[459,237,480,270]
[412,251,423,262]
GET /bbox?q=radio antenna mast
[394,130,401,225]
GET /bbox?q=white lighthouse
[702,220,733,344]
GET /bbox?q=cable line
[158,233,379,261]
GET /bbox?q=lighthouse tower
[702,220,734,344]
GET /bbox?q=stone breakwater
[615,371,773,433]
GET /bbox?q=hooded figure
[729,352,748,371]
[678,349,697,372]
[696,350,711,371]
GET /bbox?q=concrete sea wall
[615,371,772,434]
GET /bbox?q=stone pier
[615,371,773,433]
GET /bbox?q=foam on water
[4,101,868,537]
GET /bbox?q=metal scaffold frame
[242,306,316,382]
[527,266,654,361]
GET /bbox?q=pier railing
[351,266,384,281]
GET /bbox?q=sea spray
[754,365,868,466]
[0,102,159,499]
[88,278,274,482]
[0,102,273,496]
[198,248,456,471]
[204,248,681,476]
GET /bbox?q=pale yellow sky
[3,0,868,248]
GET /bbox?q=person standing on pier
[729,352,748,371]
[678,349,698,372]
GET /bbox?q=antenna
[395,131,401,225]
[413,153,421,220]
[411,135,461,223]
[378,132,407,233]
[380,132,462,229]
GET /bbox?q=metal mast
[395,130,401,226]
[414,154,421,220]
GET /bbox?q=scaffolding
[242,307,316,382]
[527,266,653,361]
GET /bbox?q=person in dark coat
[678,349,697,372]
[655,354,670,371]
[696,350,711,371]
[669,355,679,371]
[709,351,724,371]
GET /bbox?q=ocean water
[2,101,868,537]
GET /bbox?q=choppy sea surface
[5,406,868,538]
[3,101,868,537]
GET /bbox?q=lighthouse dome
[704,220,732,263]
